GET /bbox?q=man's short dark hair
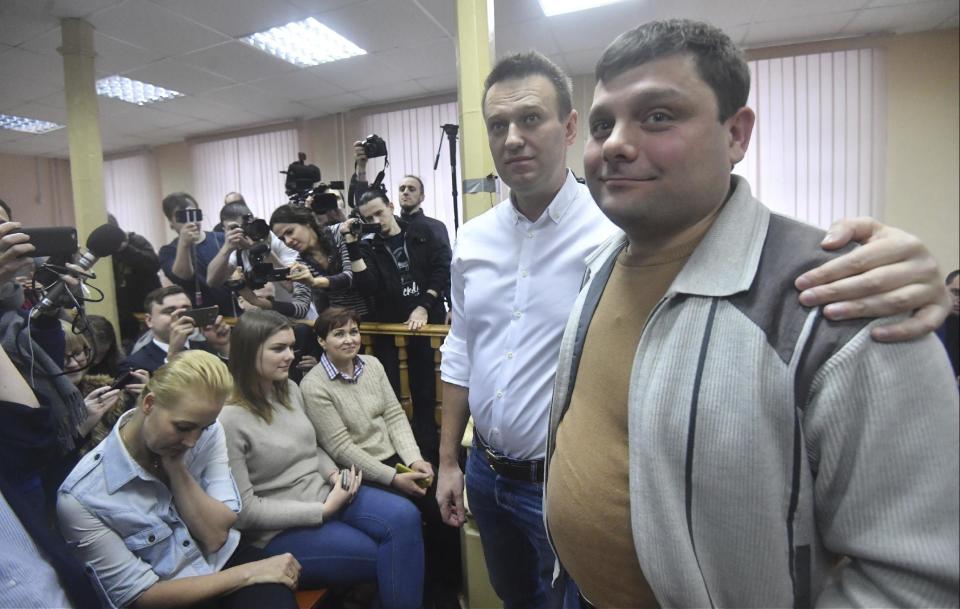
[595,19,750,122]
[483,51,573,119]
[144,285,186,314]
[947,270,960,285]
[162,192,198,221]
[358,188,390,207]
[402,175,425,193]
[220,201,251,224]
[0,197,11,220]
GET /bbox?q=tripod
[433,123,460,233]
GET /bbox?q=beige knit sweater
[300,355,423,486]
[219,380,340,548]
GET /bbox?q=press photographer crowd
[1,30,958,609]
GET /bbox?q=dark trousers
[378,454,462,592]
[374,335,439,465]
[196,545,298,609]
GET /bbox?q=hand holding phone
[396,463,432,489]
[181,305,219,328]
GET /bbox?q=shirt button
[496,390,503,398]
[182,540,190,547]
[506,352,514,359]
[93,454,101,461]
[147,535,156,543]
[513,310,522,319]
[520,270,528,278]
[527,232,534,239]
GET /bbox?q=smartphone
[110,371,136,391]
[18,227,79,258]
[181,305,218,327]
[174,208,203,224]
[395,463,432,489]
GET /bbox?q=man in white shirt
[435,51,952,609]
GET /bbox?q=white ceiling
[0,0,956,158]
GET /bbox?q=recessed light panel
[0,113,64,134]
[96,76,183,106]
[241,17,366,67]
[538,0,626,17]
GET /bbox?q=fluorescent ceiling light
[539,0,626,17]
[241,17,366,67]
[96,76,183,106]
[0,113,64,134]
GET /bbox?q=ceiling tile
[495,17,560,56]
[412,0,457,37]
[105,106,196,132]
[309,54,408,91]
[125,59,235,95]
[94,34,166,77]
[0,129,70,156]
[200,84,310,119]
[180,41,298,83]
[558,47,606,77]
[750,0,871,22]
[745,11,860,46]
[284,0,361,14]
[156,96,266,125]
[843,1,959,34]
[33,0,126,19]
[89,0,230,56]
[0,48,65,85]
[299,91,372,116]
[150,0,310,37]
[414,73,458,95]
[494,0,548,24]
[315,0,449,54]
[545,2,655,54]
[377,39,458,80]
[352,79,429,104]
[247,71,346,102]
[4,77,63,104]
[0,2,59,47]
[98,96,141,118]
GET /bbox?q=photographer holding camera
[159,192,238,316]
[207,200,312,320]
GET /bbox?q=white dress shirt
[440,171,617,460]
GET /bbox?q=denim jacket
[57,410,241,608]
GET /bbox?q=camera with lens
[224,242,291,291]
[240,214,270,242]
[349,221,381,237]
[289,181,345,210]
[360,134,387,159]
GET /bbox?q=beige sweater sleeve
[300,373,398,486]
[220,407,326,530]
[371,358,423,466]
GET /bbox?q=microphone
[31,223,127,318]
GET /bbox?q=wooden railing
[133,314,450,423]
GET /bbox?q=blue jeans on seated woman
[263,485,424,609]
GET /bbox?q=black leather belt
[475,431,544,483]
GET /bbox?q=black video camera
[289,181,345,211]
[240,214,271,242]
[360,134,387,159]
[225,242,291,291]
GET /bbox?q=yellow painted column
[59,19,119,329]
[456,0,498,222]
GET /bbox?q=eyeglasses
[65,347,92,363]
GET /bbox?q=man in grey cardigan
[543,19,959,608]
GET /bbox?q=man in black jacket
[355,188,451,460]
[107,215,161,349]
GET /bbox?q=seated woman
[269,204,371,319]
[300,307,462,608]
[218,309,424,609]
[85,314,125,376]
[57,350,301,609]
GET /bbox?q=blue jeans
[466,447,577,609]
[263,485,424,609]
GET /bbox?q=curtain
[103,153,165,249]
[359,102,461,242]
[735,48,886,229]
[190,128,299,226]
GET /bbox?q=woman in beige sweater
[219,310,424,609]
[301,307,462,608]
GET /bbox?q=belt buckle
[484,447,499,472]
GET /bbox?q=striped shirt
[319,351,365,383]
[299,230,371,317]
